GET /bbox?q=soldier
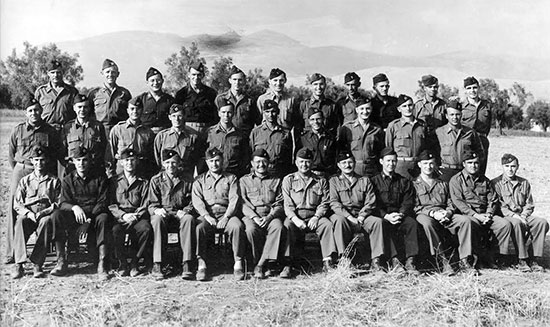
[336,72,365,124]
[492,154,549,272]
[257,68,300,132]
[239,149,286,279]
[461,76,492,174]
[206,100,251,178]
[215,66,261,135]
[435,99,484,182]
[414,75,447,151]
[148,150,195,280]
[281,148,337,278]
[174,62,218,134]
[192,147,248,281]
[371,148,420,275]
[249,99,293,178]
[299,73,339,136]
[449,151,513,269]
[12,146,60,279]
[297,108,338,177]
[385,94,427,180]
[413,150,480,275]
[370,73,399,129]
[329,150,385,272]
[136,67,174,133]
[154,104,203,180]
[338,97,384,177]
[35,59,79,129]
[109,148,153,277]
[6,99,63,264]
[110,96,156,178]
[50,147,111,279]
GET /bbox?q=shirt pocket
[395,134,412,149]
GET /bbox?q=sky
[2,0,550,59]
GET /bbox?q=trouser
[196,215,246,262]
[467,215,512,255]
[331,214,385,259]
[395,160,417,180]
[6,163,35,259]
[383,215,419,260]
[112,219,153,262]
[150,213,195,263]
[503,215,549,259]
[243,217,286,264]
[284,209,336,259]
[479,135,489,175]
[13,214,52,265]
[51,210,111,251]
[439,167,461,183]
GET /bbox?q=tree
[508,82,532,108]
[245,68,269,100]
[414,81,458,101]
[208,56,233,93]
[526,100,550,131]
[164,42,207,92]
[0,41,83,108]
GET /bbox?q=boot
[33,264,45,278]
[11,263,24,279]
[517,259,532,272]
[129,258,140,277]
[253,265,265,279]
[405,256,420,276]
[181,261,194,280]
[97,245,109,281]
[50,241,68,277]
[152,263,164,280]
[390,257,405,274]
[531,257,545,273]
[118,259,130,277]
[459,257,479,275]
[370,257,385,274]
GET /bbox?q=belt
[186,122,207,127]
[397,157,416,162]
[355,159,375,163]
[441,163,462,169]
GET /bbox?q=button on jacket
[147,171,193,216]
[9,121,63,168]
[370,172,415,218]
[88,85,132,128]
[206,124,250,177]
[35,82,78,127]
[215,90,261,134]
[14,172,61,217]
[461,99,492,136]
[249,123,293,177]
[449,170,497,216]
[239,173,284,219]
[63,118,107,164]
[300,96,339,135]
[108,174,149,222]
[385,118,426,158]
[282,172,329,219]
[174,84,218,125]
[192,171,240,218]
[298,130,337,174]
[59,170,109,217]
[414,97,447,135]
[329,173,376,218]
[257,90,299,130]
[491,175,534,218]
[413,177,454,216]
[435,124,484,166]
[136,91,174,130]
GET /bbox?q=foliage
[207,56,233,93]
[245,68,269,100]
[526,100,550,131]
[164,42,207,92]
[414,80,459,102]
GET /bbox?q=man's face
[263,108,278,124]
[31,157,47,173]
[373,81,390,97]
[380,155,397,174]
[463,158,480,175]
[102,67,119,85]
[311,80,326,97]
[309,113,324,132]
[229,72,246,93]
[252,156,269,175]
[218,106,234,124]
[127,103,142,122]
[74,102,91,120]
[295,158,312,173]
[398,100,414,118]
[121,157,137,173]
[47,69,63,85]
[337,158,355,174]
[418,159,437,176]
[26,105,43,125]
[502,160,519,179]
[147,74,164,92]
[206,156,222,174]
[269,75,286,93]
[169,111,185,128]
[356,103,372,120]
[465,84,479,99]
[446,108,462,126]
[188,68,203,87]
[162,157,180,175]
[345,80,360,95]
[73,156,90,174]
[425,84,439,98]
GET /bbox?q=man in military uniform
[192,147,248,281]
[435,99,484,182]
[281,148,337,277]
[109,148,153,277]
[297,108,337,177]
[329,150,385,272]
[492,154,549,272]
[239,149,286,279]
[461,76,492,175]
[50,147,111,279]
[299,73,339,136]
[249,100,293,178]
[12,146,60,278]
[414,75,447,151]
[154,104,203,180]
[338,97,384,177]
[336,72,366,124]
[385,94,427,180]
[35,59,79,129]
[257,68,300,132]
[148,150,195,280]
[371,148,420,275]
[215,66,261,135]
[136,67,174,133]
[370,73,399,129]
[174,62,218,134]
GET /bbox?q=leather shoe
[4,256,15,265]
[459,257,480,275]
[531,259,545,273]
[151,263,164,280]
[390,257,405,274]
[234,268,245,281]
[196,268,208,282]
[370,257,385,274]
[12,263,24,279]
[253,265,265,279]
[33,264,45,278]
[279,266,292,279]
[181,261,194,280]
[405,257,420,276]
[517,259,532,272]
[322,259,333,273]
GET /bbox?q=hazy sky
[2,0,550,59]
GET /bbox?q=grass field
[1,111,549,326]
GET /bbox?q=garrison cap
[47,59,62,71]
[69,146,90,159]
[129,96,143,108]
[447,99,462,111]
[218,98,234,109]
[169,103,184,114]
[396,94,413,107]
[73,94,89,105]
[146,67,162,80]
[372,73,389,85]
[501,153,519,165]
[308,107,324,119]
[252,148,270,160]
[25,97,42,110]
[229,65,245,77]
[31,146,48,159]
[417,150,436,162]
[309,73,325,84]
[355,96,371,107]
[421,75,438,86]
[189,61,205,73]
[263,99,279,113]
[380,147,397,158]
[336,150,355,162]
[102,59,118,71]
[464,76,479,88]
[296,147,314,160]
[344,72,360,84]
[462,150,479,162]
[119,148,137,160]
[205,147,223,160]
[162,149,180,161]
[269,68,286,79]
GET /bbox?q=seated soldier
[50,146,111,280]
[371,147,420,275]
[148,150,195,280]
[492,154,549,272]
[413,150,480,275]
[192,147,248,281]
[109,148,153,277]
[240,149,286,279]
[329,150,385,273]
[12,146,60,279]
[281,148,337,278]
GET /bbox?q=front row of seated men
[11,142,548,280]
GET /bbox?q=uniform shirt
[371,95,400,129]
[63,118,107,165]
[337,120,384,171]
[461,98,492,136]
[413,176,454,216]
[297,130,337,174]
[370,172,415,218]
[435,124,483,166]
[192,171,240,218]
[153,126,203,179]
[282,172,329,219]
[385,118,426,158]
[239,173,284,219]
[215,90,260,135]
[299,96,339,135]
[174,84,218,125]
[108,173,149,222]
[14,172,61,217]
[60,170,109,217]
[491,174,534,218]
[110,120,155,162]
[35,82,78,127]
[147,171,193,216]
[449,170,497,216]
[257,89,299,130]
[206,124,250,177]
[88,84,132,128]
[336,94,364,125]
[9,121,63,168]
[414,97,447,136]
[136,91,174,130]
[329,173,376,219]
[249,123,293,177]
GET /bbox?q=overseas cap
[447,99,462,111]
[263,99,279,112]
[308,107,324,119]
[189,61,205,73]
[344,72,360,84]
[252,148,270,160]
[309,73,325,84]
[102,59,118,70]
[421,75,438,86]
[269,68,286,79]
[355,96,371,107]
[146,67,162,80]
[169,103,184,114]
[31,146,48,159]
[462,150,479,161]
[464,76,479,88]
[25,97,42,110]
[417,150,436,162]
[129,96,143,108]
[336,150,355,162]
[380,147,397,158]
[73,94,89,105]
[501,153,518,165]
[396,94,412,107]
[119,148,137,160]
[205,147,223,160]
[296,147,314,160]
[372,73,389,85]
[70,146,90,159]
[47,59,62,71]
[162,149,180,161]
[229,65,245,77]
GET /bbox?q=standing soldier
[299,73,339,136]
[12,146,60,279]
[336,72,364,124]
[435,100,484,182]
[414,75,447,151]
[492,154,549,272]
[370,73,399,129]
[215,66,261,136]
[338,97,384,177]
[174,62,218,134]
[249,100,293,178]
[257,68,300,132]
[136,67,174,134]
[239,149,286,279]
[385,94,427,180]
[461,76,492,175]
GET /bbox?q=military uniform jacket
[215,90,260,134]
[14,172,61,217]
[206,124,250,177]
[414,97,447,136]
[110,120,155,162]
[174,84,218,125]
[63,118,107,164]
[413,176,454,216]
[329,173,376,218]
[435,124,484,166]
[35,82,78,127]
[370,172,415,218]
[371,95,399,129]
[300,96,339,136]
[147,171,193,216]
[137,91,174,129]
[385,118,426,158]
[192,171,240,218]
[154,126,203,178]
[108,173,150,222]
[461,98,492,136]
[282,172,329,219]
[249,123,293,177]
[449,170,497,216]
[338,120,384,166]
[59,170,109,217]
[491,174,534,218]
[257,89,299,130]
[336,94,365,125]
[9,121,63,168]
[88,84,132,128]
[239,173,284,219]
[297,130,337,174]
